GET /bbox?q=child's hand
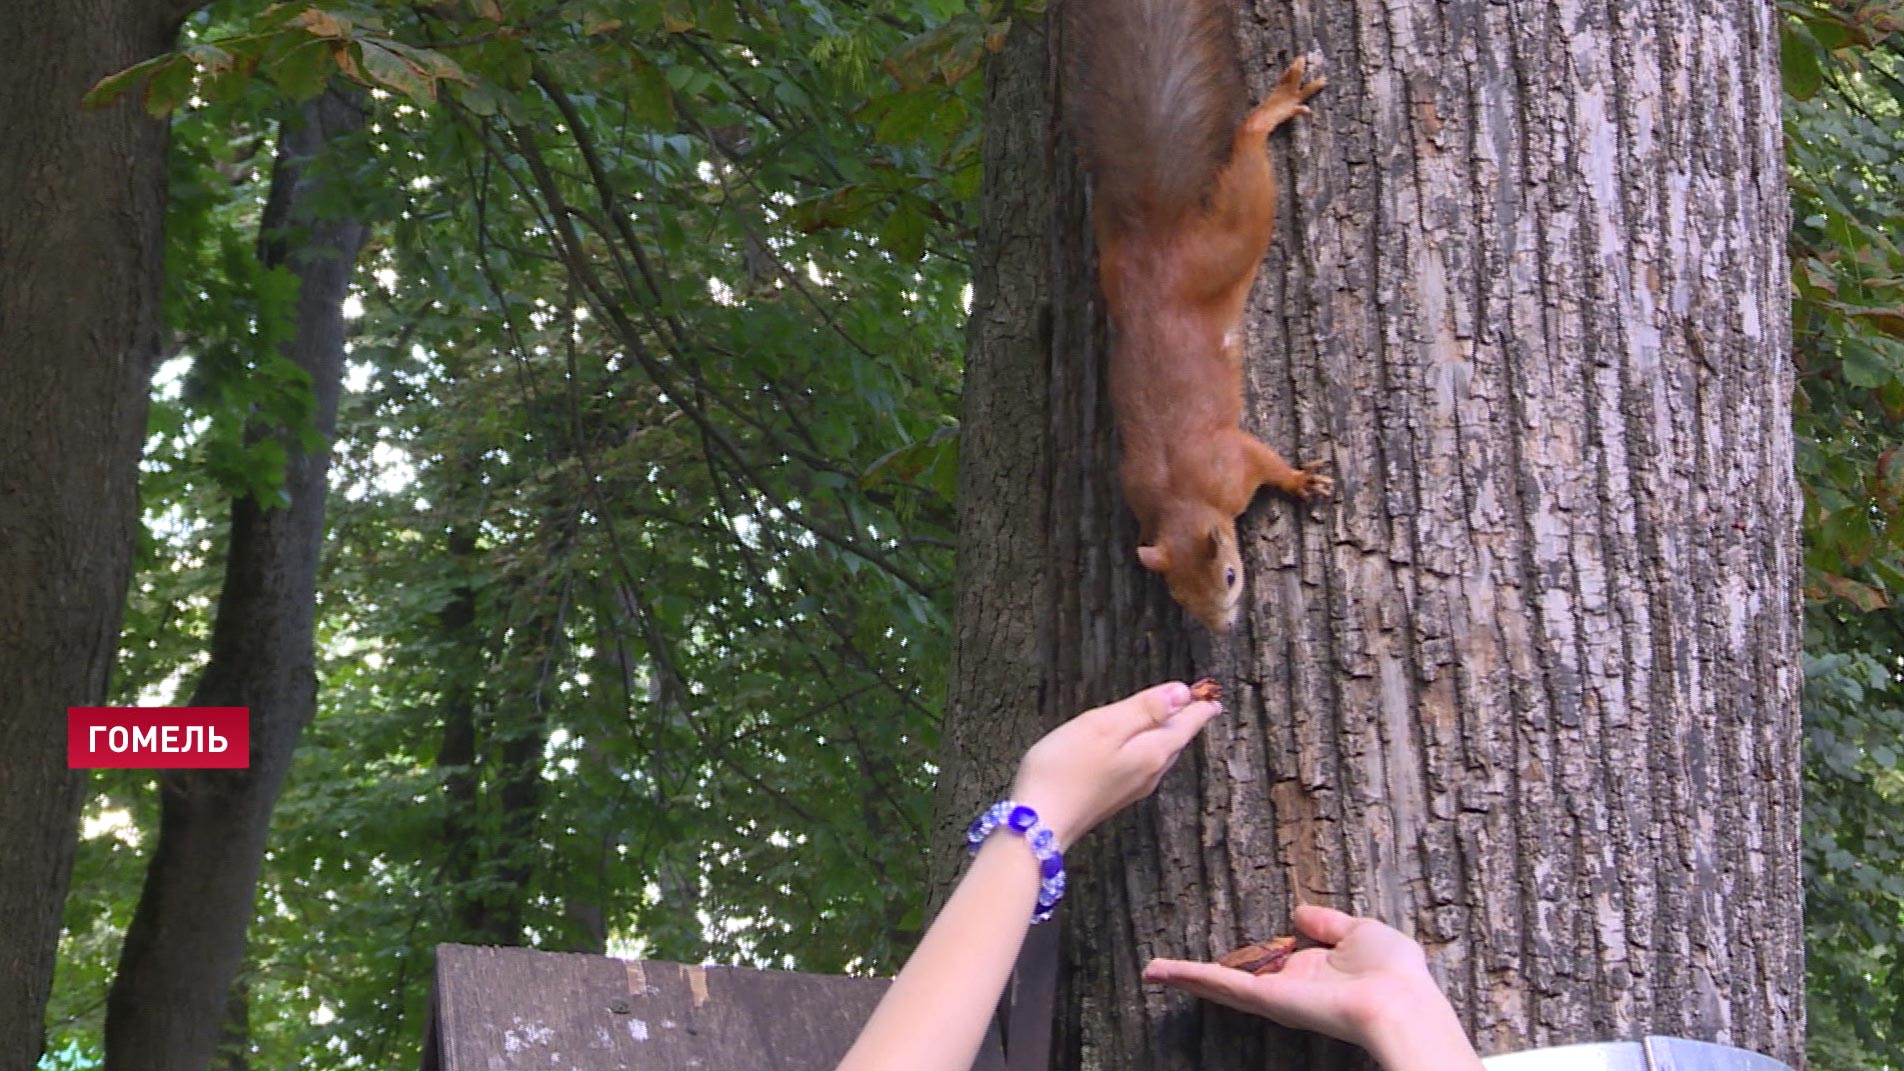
[1142,906,1482,1070]
[1010,681,1222,845]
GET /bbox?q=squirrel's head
[1137,517,1244,633]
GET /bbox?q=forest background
[7,0,1903,1068]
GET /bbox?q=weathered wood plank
[423,944,1006,1071]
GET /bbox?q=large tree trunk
[936,0,1801,1068]
[0,4,197,1068]
[104,88,367,1071]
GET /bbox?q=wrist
[1357,976,1482,1071]
[1005,779,1088,846]
[965,800,1068,923]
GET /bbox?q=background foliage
[33,0,1904,1068]
[51,0,985,1065]
[1785,2,1904,1066]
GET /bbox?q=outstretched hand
[833,680,1223,1071]
[1010,681,1222,845]
[1143,906,1485,1071]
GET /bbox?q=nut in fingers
[1189,678,1222,704]
[1218,935,1299,976]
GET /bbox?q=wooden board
[422,943,1007,1071]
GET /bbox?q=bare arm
[835,681,1223,1071]
[830,832,1042,1071]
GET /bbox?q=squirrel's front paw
[1291,459,1334,501]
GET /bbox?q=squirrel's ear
[1207,526,1224,557]
[1137,544,1171,573]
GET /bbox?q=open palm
[1142,904,1482,1071]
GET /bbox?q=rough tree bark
[934,0,1801,1068]
[104,88,367,1071]
[0,4,199,1067]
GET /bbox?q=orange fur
[1072,29,1332,633]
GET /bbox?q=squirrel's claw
[1271,56,1328,105]
[1247,57,1328,136]
[1293,460,1335,501]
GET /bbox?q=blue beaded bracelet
[966,800,1066,924]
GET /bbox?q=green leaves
[626,52,675,126]
[1785,4,1904,1065]
[87,4,478,110]
[268,39,336,99]
[862,425,959,515]
[355,41,432,98]
[84,52,204,116]
[74,0,977,1067]
[185,256,321,505]
[880,196,930,261]
[881,15,996,91]
[1802,639,1904,1066]
[1783,27,1826,100]
[1787,8,1904,611]
[58,0,986,1066]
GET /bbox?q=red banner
[67,708,249,769]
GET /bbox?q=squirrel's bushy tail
[1065,0,1248,228]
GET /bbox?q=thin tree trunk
[435,525,487,939]
[452,614,563,944]
[440,560,568,948]
[475,586,569,942]
[0,4,197,1067]
[104,88,367,1071]
[560,616,642,956]
[939,1,1801,1069]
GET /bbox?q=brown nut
[1217,935,1299,976]
[1189,678,1222,704]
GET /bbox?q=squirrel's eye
[1225,567,1238,589]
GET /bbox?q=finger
[1146,697,1222,752]
[1125,702,1221,783]
[1142,959,1268,1015]
[1291,904,1359,946]
[1142,958,1249,992]
[1094,681,1192,738]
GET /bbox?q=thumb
[1291,904,1359,946]
[1098,681,1193,739]
[1151,697,1223,752]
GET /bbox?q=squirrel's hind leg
[1178,59,1325,301]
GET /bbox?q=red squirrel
[1068,0,1332,633]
